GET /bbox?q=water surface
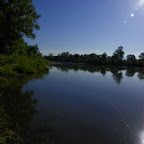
[1,64,144,144]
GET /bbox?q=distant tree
[101,53,107,61]
[126,55,136,61]
[60,52,69,57]
[112,46,125,61]
[0,0,40,54]
[59,52,70,61]
[48,53,53,57]
[44,50,144,68]
[73,54,80,62]
[139,53,144,60]
[89,53,96,57]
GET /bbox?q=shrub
[0,55,50,76]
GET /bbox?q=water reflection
[112,72,123,84]
[0,73,55,144]
[138,73,144,80]
[125,68,136,77]
[1,64,144,144]
[51,63,144,84]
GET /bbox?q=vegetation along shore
[45,46,144,68]
[0,0,50,76]
[0,0,50,143]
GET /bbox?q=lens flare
[139,131,144,144]
[131,13,134,17]
[138,0,144,7]
[123,0,144,24]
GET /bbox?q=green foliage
[0,55,50,76]
[112,46,125,61]
[0,74,46,144]
[101,53,107,61]
[126,55,136,66]
[12,39,29,55]
[0,65,16,76]
[0,0,40,54]
[0,105,22,144]
[139,52,144,60]
[45,46,144,68]
[27,44,42,57]
[127,55,136,61]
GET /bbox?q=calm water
[1,64,144,144]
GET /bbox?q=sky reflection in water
[21,65,144,144]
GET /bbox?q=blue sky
[26,0,144,57]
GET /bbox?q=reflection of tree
[100,67,107,76]
[53,64,109,74]
[58,66,69,72]
[0,74,45,144]
[52,64,144,84]
[112,72,123,84]
[125,68,136,77]
[135,69,144,80]
[137,71,144,80]
[137,74,144,79]
[54,64,126,84]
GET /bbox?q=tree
[0,0,40,54]
[27,44,42,56]
[126,55,136,61]
[139,53,144,60]
[101,53,107,62]
[112,46,125,61]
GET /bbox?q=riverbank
[0,55,50,76]
[51,61,144,70]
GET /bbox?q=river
[1,64,144,144]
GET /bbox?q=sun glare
[131,13,134,17]
[138,0,144,7]
[139,131,144,144]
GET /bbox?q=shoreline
[50,61,144,70]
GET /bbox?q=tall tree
[126,55,136,61]
[101,52,107,61]
[112,46,125,61]
[139,53,144,60]
[0,0,40,54]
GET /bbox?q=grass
[0,104,22,144]
[0,55,50,76]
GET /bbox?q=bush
[0,55,50,76]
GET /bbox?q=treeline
[44,46,144,67]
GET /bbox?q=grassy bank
[0,55,50,76]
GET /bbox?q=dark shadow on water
[112,72,123,84]
[0,73,55,144]
[137,73,144,80]
[125,68,136,77]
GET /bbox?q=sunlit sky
[26,0,144,57]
